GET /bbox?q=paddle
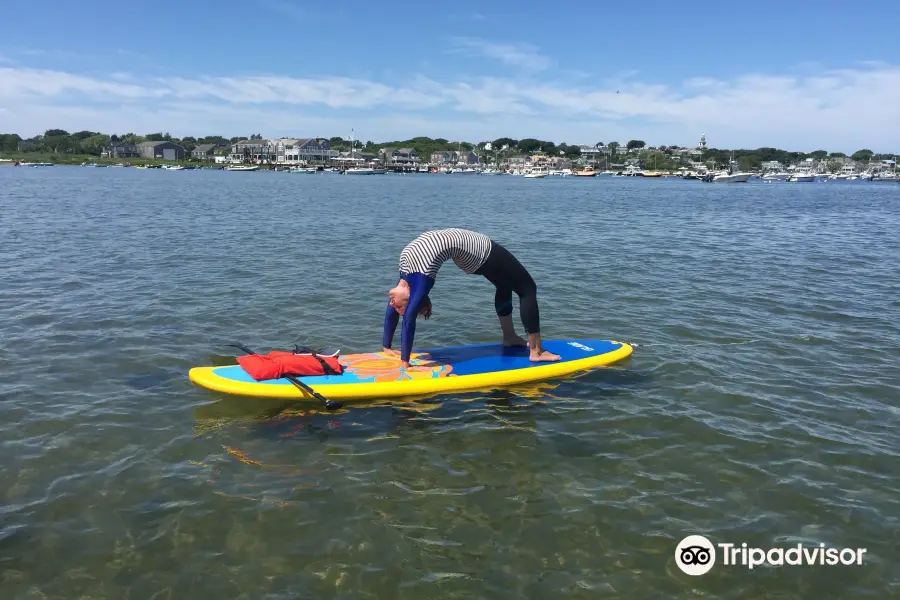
[227,343,343,411]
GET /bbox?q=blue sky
[1,0,899,152]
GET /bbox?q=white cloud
[0,67,159,100]
[0,62,899,152]
[445,37,552,71]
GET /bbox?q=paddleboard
[188,339,632,401]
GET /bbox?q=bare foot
[530,349,561,362]
[503,335,529,348]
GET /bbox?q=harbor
[4,132,898,182]
[7,157,899,183]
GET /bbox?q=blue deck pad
[212,339,623,387]
[418,340,622,376]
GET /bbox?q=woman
[382,228,561,368]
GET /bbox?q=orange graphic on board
[339,352,455,382]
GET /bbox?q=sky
[1,0,899,153]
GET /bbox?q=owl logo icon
[675,535,716,576]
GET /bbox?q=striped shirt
[399,229,493,279]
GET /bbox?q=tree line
[0,130,238,156]
[0,130,893,170]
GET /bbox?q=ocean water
[1,166,898,599]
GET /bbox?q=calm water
[1,166,898,599]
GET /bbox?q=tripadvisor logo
[675,535,867,576]
[676,535,716,576]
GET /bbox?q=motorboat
[344,167,387,175]
[711,171,751,183]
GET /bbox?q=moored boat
[762,172,791,181]
[343,167,387,175]
[711,171,752,183]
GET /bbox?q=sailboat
[585,152,615,176]
[344,129,387,175]
[641,152,663,177]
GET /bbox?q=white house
[229,138,335,164]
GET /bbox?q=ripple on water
[0,170,898,598]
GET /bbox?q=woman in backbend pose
[382,228,561,369]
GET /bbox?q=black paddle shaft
[227,343,342,410]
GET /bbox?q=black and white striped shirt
[399,229,493,279]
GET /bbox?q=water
[1,167,898,599]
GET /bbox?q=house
[875,159,896,175]
[529,152,550,167]
[579,145,606,163]
[136,141,185,161]
[102,143,140,159]
[334,150,378,166]
[191,143,223,161]
[430,151,454,165]
[379,147,419,166]
[503,156,528,168]
[230,139,274,163]
[430,150,479,165]
[791,157,819,173]
[274,138,334,164]
[460,150,480,165]
[839,162,861,177]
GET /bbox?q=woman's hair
[418,296,432,319]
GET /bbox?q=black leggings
[474,241,540,334]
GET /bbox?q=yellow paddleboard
[189,339,632,401]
